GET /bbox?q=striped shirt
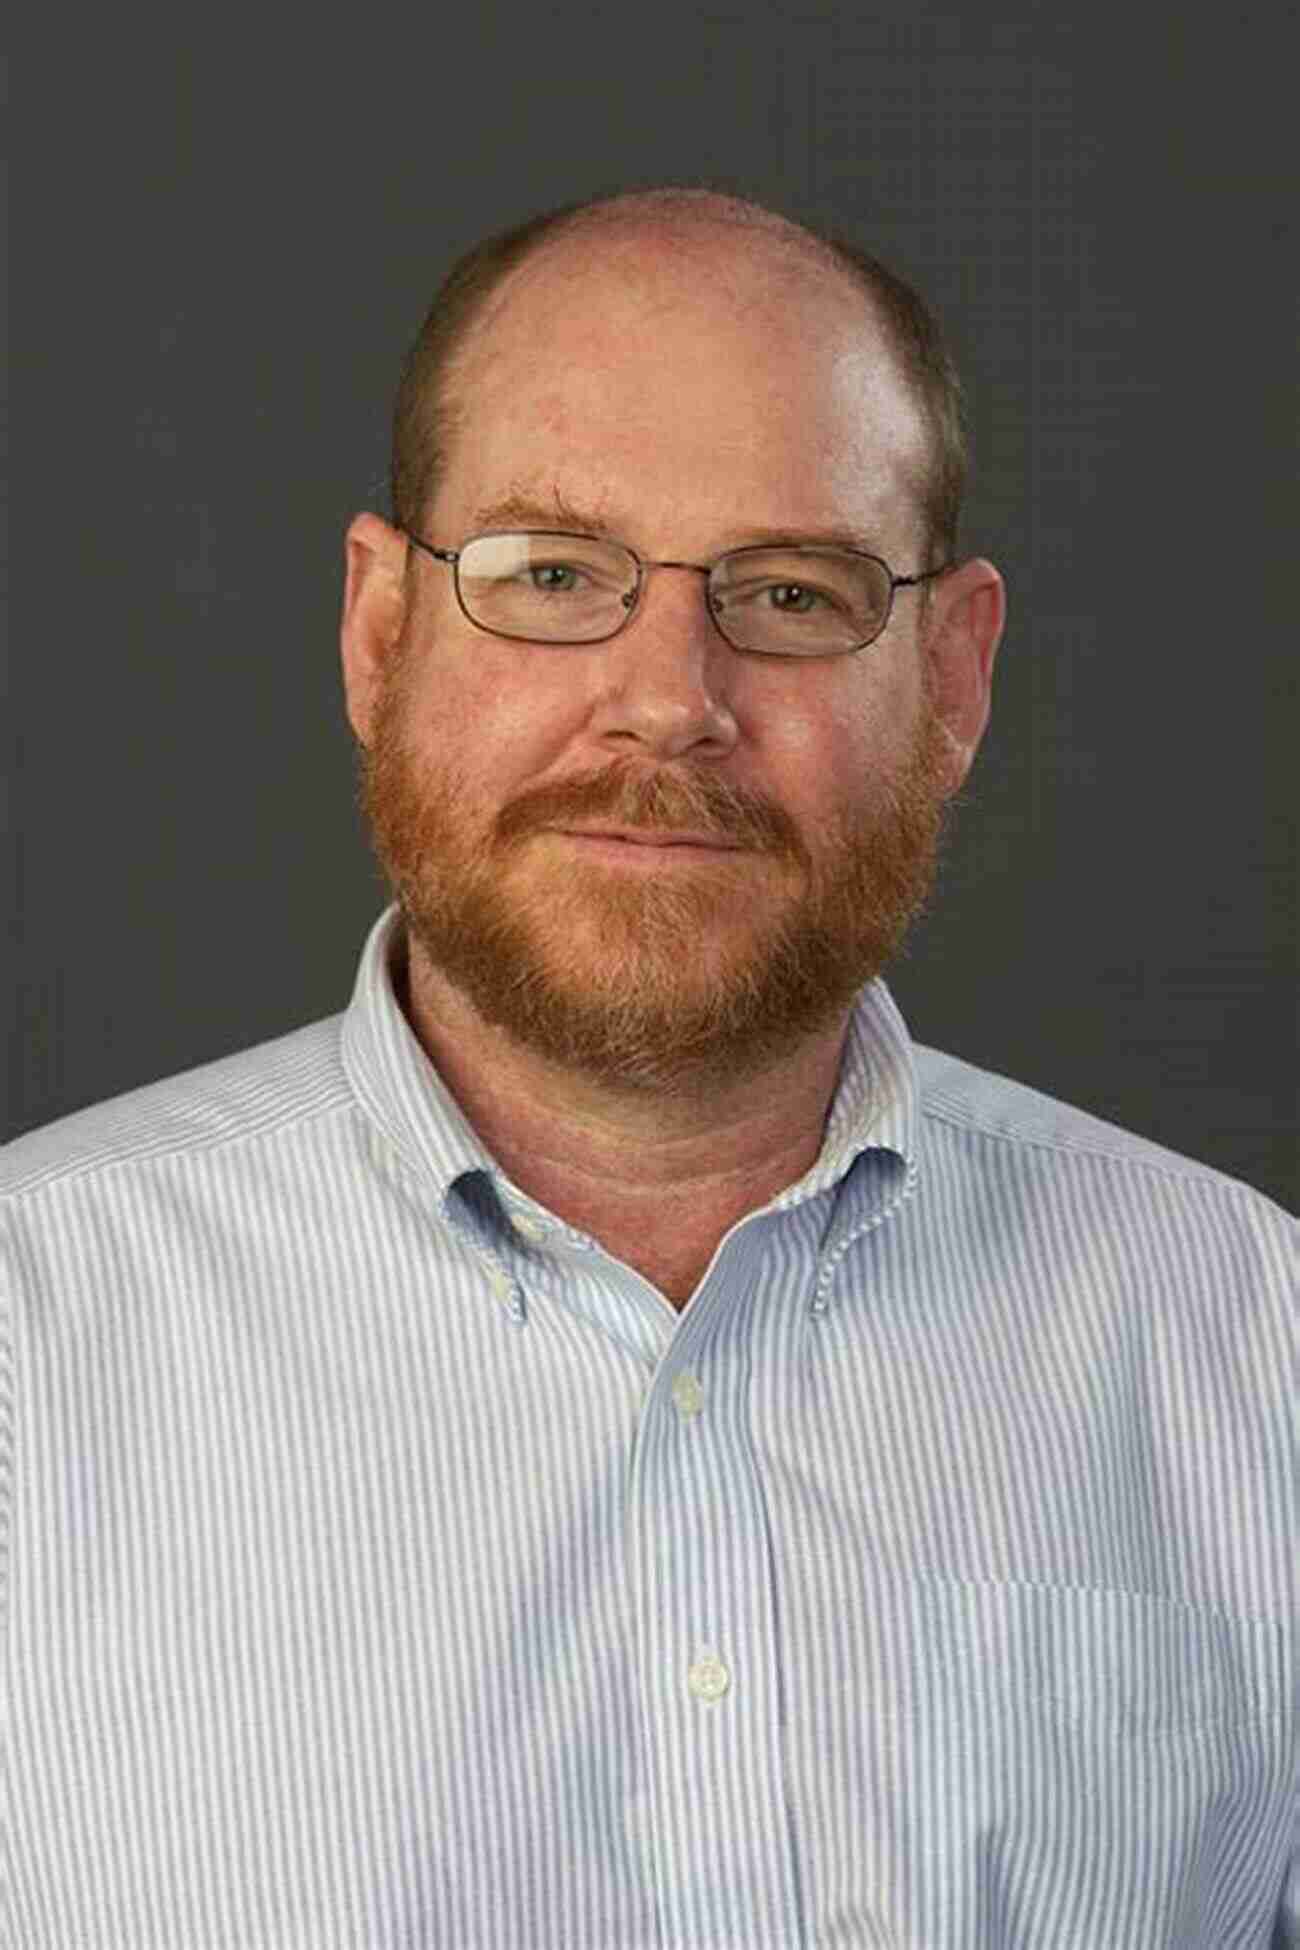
[3,903,1295,1949]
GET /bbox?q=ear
[340,512,412,747]
[920,557,1006,795]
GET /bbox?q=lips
[556,827,743,849]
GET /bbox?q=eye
[765,581,825,613]
[527,562,587,593]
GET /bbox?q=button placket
[626,1254,803,1943]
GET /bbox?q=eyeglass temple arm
[406,534,458,565]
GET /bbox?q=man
[3,187,1295,1947]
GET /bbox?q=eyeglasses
[404,529,953,658]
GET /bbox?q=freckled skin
[340,217,1005,1302]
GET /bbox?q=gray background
[12,6,1297,1208]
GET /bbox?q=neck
[398,936,853,1305]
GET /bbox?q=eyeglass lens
[456,533,892,654]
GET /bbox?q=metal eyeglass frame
[403,528,954,657]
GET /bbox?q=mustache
[494,760,805,860]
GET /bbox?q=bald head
[515,186,851,282]
[391,185,968,575]
[431,222,932,603]
[463,190,900,387]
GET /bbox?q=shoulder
[911,1041,1295,1241]
[915,1042,1275,1185]
[1,1014,353,1206]
[905,1046,1295,1415]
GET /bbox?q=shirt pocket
[981,1579,1288,1740]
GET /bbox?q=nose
[586,563,740,761]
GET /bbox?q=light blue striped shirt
[4,904,1296,1948]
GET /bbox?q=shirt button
[512,1212,547,1243]
[487,1265,514,1301]
[687,1650,730,1703]
[671,1371,705,1418]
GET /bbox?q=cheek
[753,680,910,817]
[402,642,593,798]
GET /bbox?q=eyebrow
[466,490,885,557]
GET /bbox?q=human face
[348,230,986,1094]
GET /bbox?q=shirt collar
[341,906,500,1209]
[778,969,918,1204]
[340,903,919,1218]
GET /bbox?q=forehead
[437,225,929,554]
